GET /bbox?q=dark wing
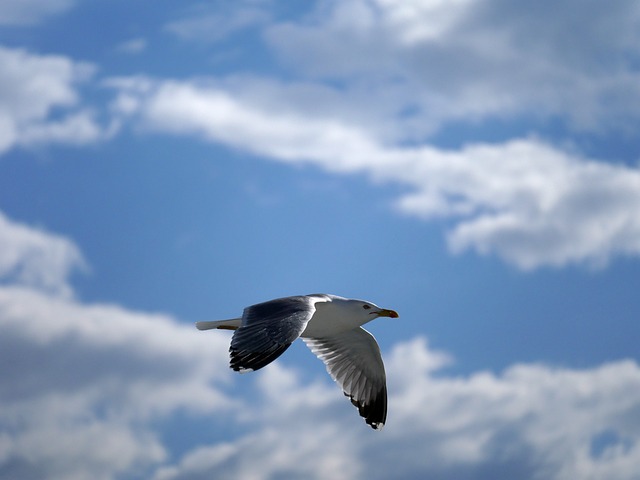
[230,295,320,372]
[303,328,387,430]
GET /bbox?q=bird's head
[344,298,399,324]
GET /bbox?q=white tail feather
[195,318,241,331]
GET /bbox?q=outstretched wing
[230,295,323,372]
[303,328,387,430]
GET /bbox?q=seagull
[196,294,399,430]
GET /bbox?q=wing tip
[233,366,254,374]
[369,421,385,431]
[348,388,387,431]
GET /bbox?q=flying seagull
[196,294,399,430]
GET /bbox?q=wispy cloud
[165,2,271,43]
[0,0,74,26]
[0,211,86,297]
[0,46,113,154]
[108,78,640,269]
[115,38,148,55]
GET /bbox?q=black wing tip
[369,421,385,430]
[348,385,388,430]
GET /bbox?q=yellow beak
[378,308,399,318]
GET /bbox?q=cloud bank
[3,0,640,270]
[266,0,640,134]
[109,78,640,270]
[1,210,640,479]
[95,0,640,270]
[0,212,233,479]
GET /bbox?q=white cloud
[0,46,110,155]
[102,0,640,271]
[5,1,640,271]
[115,38,148,55]
[0,285,233,480]
[410,141,640,270]
[0,0,74,25]
[374,0,476,43]
[1,209,640,479]
[165,2,271,43]
[0,208,234,478]
[266,0,640,134]
[0,211,86,296]
[157,337,640,480]
[154,420,361,480]
[377,338,640,480]
[4,283,640,480]
[109,78,640,269]
[18,110,113,147]
[111,79,377,167]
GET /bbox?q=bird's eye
[362,304,371,310]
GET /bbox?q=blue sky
[2,1,640,478]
